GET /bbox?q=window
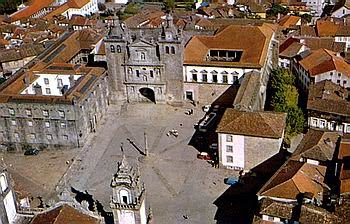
[29,134,35,139]
[140,52,145,60]
[312,118,317,127]
[226,135,233,142]
[338,73,341,77]
[8,108,15,115]
[233,75,238,83]
[347,125,350,133]
[25,109,32,116]
[192,74,197,82]
[57,79,63,87]
[136,70,140,77]
[58,110,65,118]
[44,78,49,85]
[14,133,19,141]
[122,196,128,204]
[110,45,115,53]
[337,80,341,84]
[63,135,68,140]
[28,121,33,127]
[45,121,50,128]
[320,120,326,128]
[116,45,121,53]
[212,75,218,83]
[171,46,175,54]
[330,72,333,76]
[47,134,52,140]
[150,70,153,78]
[43,110,49,116]
[11,120,16,126]
[226,145,233,153]
[226,155,233,163]
[344,80,347,85]
[223,75,228,83]
[202,74,207,82]
[0,174,8,192]
[165,46,169,54]
[46,88,51,94]
[60,122,66,128]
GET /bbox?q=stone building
[110,154,147,224]
[0,65,110,151]
[105,15,184,105]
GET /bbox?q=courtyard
[59,103,236,224]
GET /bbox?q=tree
[267,4,289,17]
[266,68,305,136]
[164,0,175,11]
[301,13,312,23]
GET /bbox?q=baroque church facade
[105,15,184,105]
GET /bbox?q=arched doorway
[139,87,156,103]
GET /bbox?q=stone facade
[0,72,110,151]
[105,16,184,105]
[110,154,147,224]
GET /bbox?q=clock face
[120,210,135,224]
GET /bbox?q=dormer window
[207,50,243,62]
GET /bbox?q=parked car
[24,148,40,156]
[197,152,212,161]
[224,177,241,186]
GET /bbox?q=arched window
[119,189,129,204]
[143,75,148,81]
[171,46,175,54]
[141,52,145,60]
[116,45,121,53]
[110,45,115,53]
[165,46,169,54]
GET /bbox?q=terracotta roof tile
[292,129,340,162]
[258,160,327,200]
[30,204,100,224]
[307,80,350,117]
[184,23,275,68]
[10,0,56,22]
[216,109,286,139]
[278,15,301,28]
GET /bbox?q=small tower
[110,154,147,224]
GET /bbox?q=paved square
[63,104,236,224]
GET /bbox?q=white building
[331,0,350,18]
[216,109,286,170]
[301,0,326,16]
[0,172,17,224]
[294,48,350,90]
[183,23,277,104]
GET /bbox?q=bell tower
[110,153,147,224]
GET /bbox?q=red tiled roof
[10,0,56,22]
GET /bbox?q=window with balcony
[207,50,243,62]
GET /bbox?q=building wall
[0,73,110,151]
[64,0,99,19]
[1,56,35,77]
[332,7,350,18]
[0,172,16,224]
[308,116,350,133]
[335,36,350,49]
[218,132,283,170]
[183,82,233,104]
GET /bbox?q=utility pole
[144,131,148,156]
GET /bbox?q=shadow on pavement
[213,150,290,224]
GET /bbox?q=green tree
[301,13,312,23]
[266,68,305,136]
[267,4,289,17]
[164,0,175,11]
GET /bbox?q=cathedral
[105,14,184,105]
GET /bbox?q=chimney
[33,83,42,95]
[69,75,75,87]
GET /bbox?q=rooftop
[291,129,340,162]
[258,160,327,200]
[307,80,350,117]
[216,109,286,139]
[184,23,276,68]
